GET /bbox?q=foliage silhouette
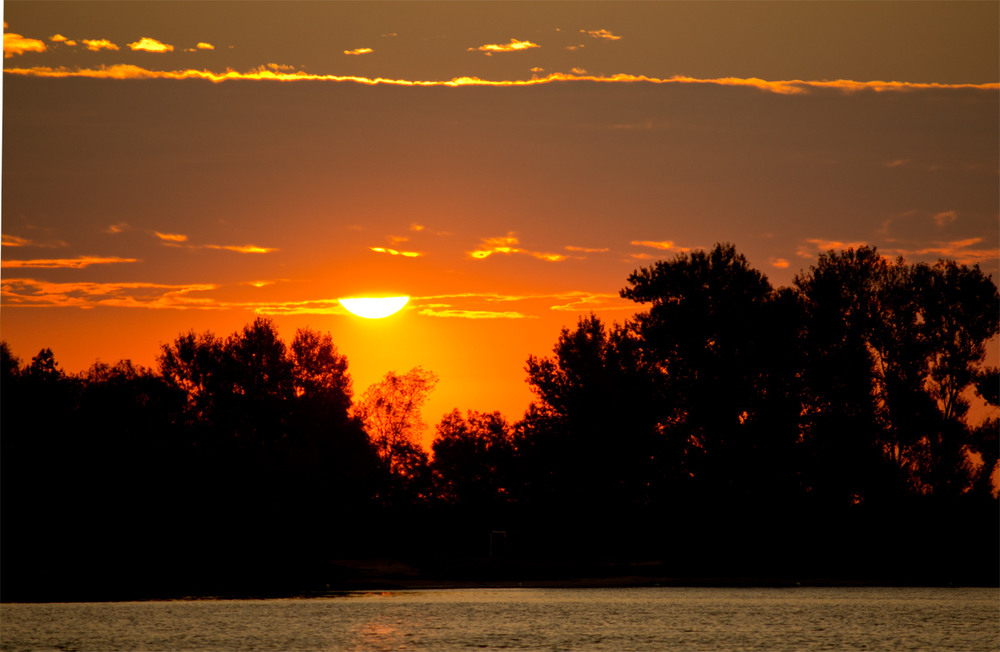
[1,244,997,598]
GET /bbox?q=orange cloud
[204,244,277,254]
[582,29,622,41]
[933,210,958,226]
[128,37,173,53]
[796,238,870,258]
[106,223,130,234]
[5,66,997,95]
[469,233,567,262]
[370,246,422,258]
[196,42,214,50]
[467,39,540,55]
[770,258,791,269]
[155,231,188,242]
[82,38,119,52]
[631,240,693,253]
[4,32,47,57]
[883,238,999,266]
[418,308,534,319]
[2,235,33,247]
[1,256,137,269]
[344,47,373,56]
[1,278,216,309]
[565,245,609,253]
[49,34,77,47]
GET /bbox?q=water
[2,587,997,651]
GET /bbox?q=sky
[3,1,998,446]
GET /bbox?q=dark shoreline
[5,558,996,603]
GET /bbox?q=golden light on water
[339,296,409,319]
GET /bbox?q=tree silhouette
[432,409,515,507]
[354,366,438,498]
[620,243,801,506]
[521,314,664,512]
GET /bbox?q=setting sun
[339,296,410,319]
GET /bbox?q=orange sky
[3,1,998,446]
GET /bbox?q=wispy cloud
[467,38,540,56]
[770,258,791,269]
[344,47,373,56]
[884,237,999,266]
[933,210,958,226]
[565,245,609,253]
[581,29,622,41]
[4,32,47,57]
[195,42,214,50]
[1,256,137,269]
[370,246,422,258]
[154,231,188,242]
[796,238,870,258]
[81,39,119,52]
[106,223,130,234]
[128,37,173,53]
[469,233,567,262]
[49,34,77,47]
[6,65,998,94]
[2,235,33,247]
[418,307,535,319]
[151,231,276,253]
[2,278,215,309]
[630,240,694,254]
[204,244,277,254]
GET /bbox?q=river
[2,587,997,651]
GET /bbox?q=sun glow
[339,296,409,319]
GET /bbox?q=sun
[339,296,409,319]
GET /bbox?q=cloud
[82,39,119,52]
[418,308,534,319]
[370,246,422,258]
[49,34,77,46]
[106,223,130,234]
[582,29,622,41]
[196,42,214,50]
[546,291,635,312]
[344,47,373,56]
[796,238,870,258]
[631,240,694,254]
[2,235,33,247]
[770,258,791,269]
[1,256,137,269]
[128,37,173,53]
[204,244,277,254]
[1,278,216,309]
[467,38,540,56]
[884,237,999,266]
[933,210,958,226]
[154,231,188,242]
[4,32,47,57]
[410,290,637,319]
[565,245,609,253]
[6,65,998,94]
[469,233,567,262]
[571,68,588,75]
[410,223,425,232]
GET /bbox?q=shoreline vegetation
[2,244,997,603]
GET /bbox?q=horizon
[3,1,998,446]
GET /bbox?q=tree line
[2,244,997,598]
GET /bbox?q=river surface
[2,587,997,651]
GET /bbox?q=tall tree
[620,243,800,504]
[521,314,664,510]
[354,366,438,484]
[432,409,515,507]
